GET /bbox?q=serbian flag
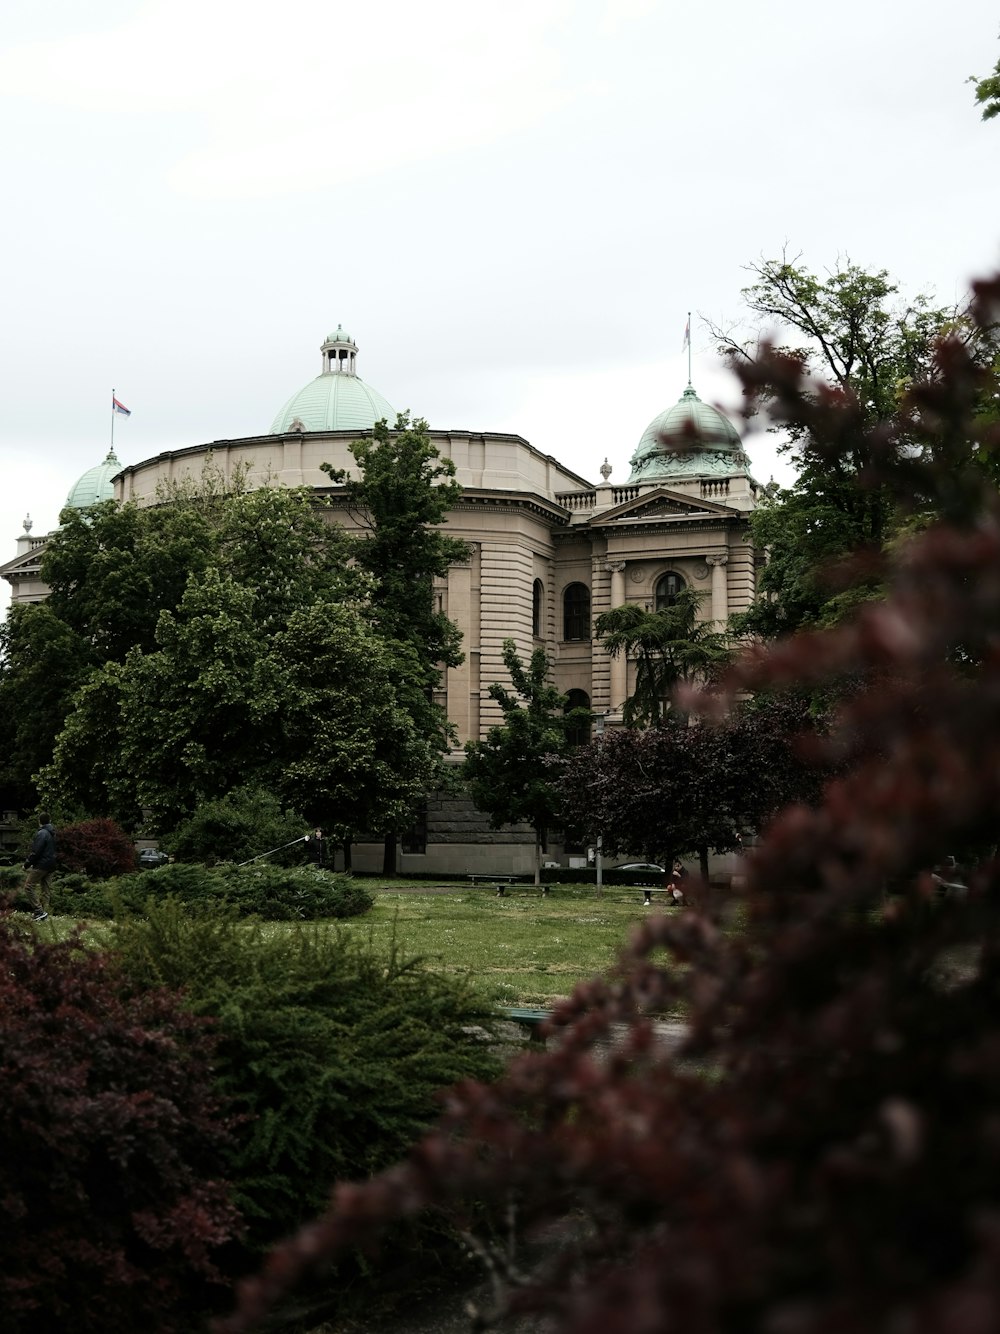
[112,396,131,417]
[681,315,691,352]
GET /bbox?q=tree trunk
[699,843,710,882]
[382,832,397,877]
[534,830,541,887]
[343,839,353,873]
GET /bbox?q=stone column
[707,553,729,626]
[605,561,627,712]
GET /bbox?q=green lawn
[336,882,665,1008]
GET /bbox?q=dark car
[615,862,665,875]
[138,848,170,868]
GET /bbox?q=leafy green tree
[0,603,91,806]
[595,587,731,726]
[166,787,309,865]
[971,46,1000,120]
[463,639,589,884]
[42,498,217,662]
[42,579,435,841]
[322,414,468,871]
[712,254,954,635]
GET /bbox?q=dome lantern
[270,325,396,434]
[321,324,358,376]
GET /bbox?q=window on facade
[563,582,591,641]
[564,689,591,746]
[532,579,543,637]
[401,803,427,855]
[655,571,685,611]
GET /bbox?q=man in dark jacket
[22,812,56,922]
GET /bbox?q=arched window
[655,571,685,611]
[563,583,591,641]
[532,579,543,637]
[564,689,591,746]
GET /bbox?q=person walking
[22,812,56,922]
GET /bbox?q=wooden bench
[467,873,548,897]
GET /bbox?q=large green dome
[66,448,123,509]
[271,326,396,434]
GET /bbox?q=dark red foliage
[0,919,239,1332]
[216,276,1000,1334]
[57,816,139,878]
[556,694,827,870]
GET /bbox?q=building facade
[2,327,763,873]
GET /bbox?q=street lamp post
[594,711,606,895]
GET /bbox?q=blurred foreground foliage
[218,272,1000,1334]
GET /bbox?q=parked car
[138,848,170,868]
[614,862,665,875]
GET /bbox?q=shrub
[167,787,309,866]
[0,917,239,1333]
[110,901,502,1315]
[57,816,138,877]
[216,275,1000,1334]
[47,862,374,923]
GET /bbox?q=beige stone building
[2,326,763,873]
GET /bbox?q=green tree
[971,46,1000,120]
[41,498,216,662]
[463,639,589,884]
[711,254,953,635]
[0,603,91,806]
[595,587,731,726]
[322,414,468,871]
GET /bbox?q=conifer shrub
[216,273,1000,1334]
[111,901,502,1317]
[47,862,374,922]
[0,917,239,1333]
[57,815,138,877]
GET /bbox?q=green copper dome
[627,385,745,484]
[66,448,123,509]
[270,326,396,434]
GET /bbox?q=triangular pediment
[591,486,737,526]
[0,541,49,581]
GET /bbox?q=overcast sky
[1,0,998,617]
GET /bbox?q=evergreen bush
[110,902,501,1315]
[46,862,374,922]
[0,917,239,1333]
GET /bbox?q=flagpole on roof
[687,311,692,384]
[111,388,115,454]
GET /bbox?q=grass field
[335,882,670,1008]
[26,876,675,1010]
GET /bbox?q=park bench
[501,1006,551,1040]
[467,873,548,896]
[642,886,684,906]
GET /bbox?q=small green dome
[66,449,122,509]
[627,385,744,484]
[637,385,741,456]
[326,324,353,344]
